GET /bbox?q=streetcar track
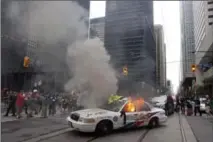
[178,113,187,142]
[27,125,150,142]
[86,136,99,142]
[137,129,149,142]
[24,128,72,142]
[86,128,150,142]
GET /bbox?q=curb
[178,113,187,142]
[181,115,198,142]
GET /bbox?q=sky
[89,1,181,93]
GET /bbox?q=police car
[66,97,167,134]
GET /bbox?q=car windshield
[99,100,126,112]
[146,102,154,109]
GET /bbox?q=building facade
[105,1,156,93]
[192,0,213,95]
[90,17,105,42]
[1,1,90,91]
[180,1,196,96]
[180,1,195,79]
[154,25,167,89]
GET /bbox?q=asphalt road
[39,128,148,142]
[186,115,213,142]
[2,113,200,142]
[39,114,184,142]
[1,115,68,142]
[142,114,182,142]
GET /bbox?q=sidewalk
[1,108,68,123]
[143,113,196,142]
[1,113,69,142]
[186,115,213,142]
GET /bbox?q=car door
[136,102,152,126]
[121,103,138,125]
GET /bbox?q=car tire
[148,117,159,129]
[95,120,113,136]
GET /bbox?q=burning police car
[66,97,167,134]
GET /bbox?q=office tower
[90,17,105,42]
[180,1,195,89]
[105,1,156,92]
[192,0,213,95]
[154,25,167,88]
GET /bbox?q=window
[208,8,213,11]
[139,103,151,112]
[209,22,213,25]
[208,1,213,4]
[208,15,213,18]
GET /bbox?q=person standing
[194,96,201,116]
[210,96,213,115]
[16,91,25,118]
[28,90,38,117]
[205,95,211,116]
[40,92,49,118]
[49,94,56,116]
[4,91,16,117]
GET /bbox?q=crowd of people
[2,89,79,119]
[175,95,213,116]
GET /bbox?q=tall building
[105,1,156,93]
[180,1,195,79]
[90,17,105,42]
[192,0,213,95]
[154,25,167,89]
[180,1,196,95]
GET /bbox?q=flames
[124,97,145,112]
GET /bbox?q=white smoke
[65,38,117,107]
[195,69,204,86]
[7,1,118,107]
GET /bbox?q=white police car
[66,97,167,134]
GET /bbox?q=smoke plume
[7,1,118,107]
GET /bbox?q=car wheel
[148,118,159,129]
[95,120,113,135]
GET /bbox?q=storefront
[203,67,213,96]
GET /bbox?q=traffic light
[191,64,196,72]
[123,66,128,75]
[23,56,30,68]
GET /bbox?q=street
[40,114,192,142]
[39,126,148,142]
[1,114,68,142]
[186,115,213,142]
[2,112,213,142]
[2,113,198,142]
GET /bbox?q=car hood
[151,107,165,113]
[155,102,165,105]
[72,108,115,118]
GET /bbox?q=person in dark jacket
[165,95,174,115]
[4,91,17,116]
[186,100,193,116]
[194,96,201,116]
[40,92,49,118]
[180,97,186,114]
